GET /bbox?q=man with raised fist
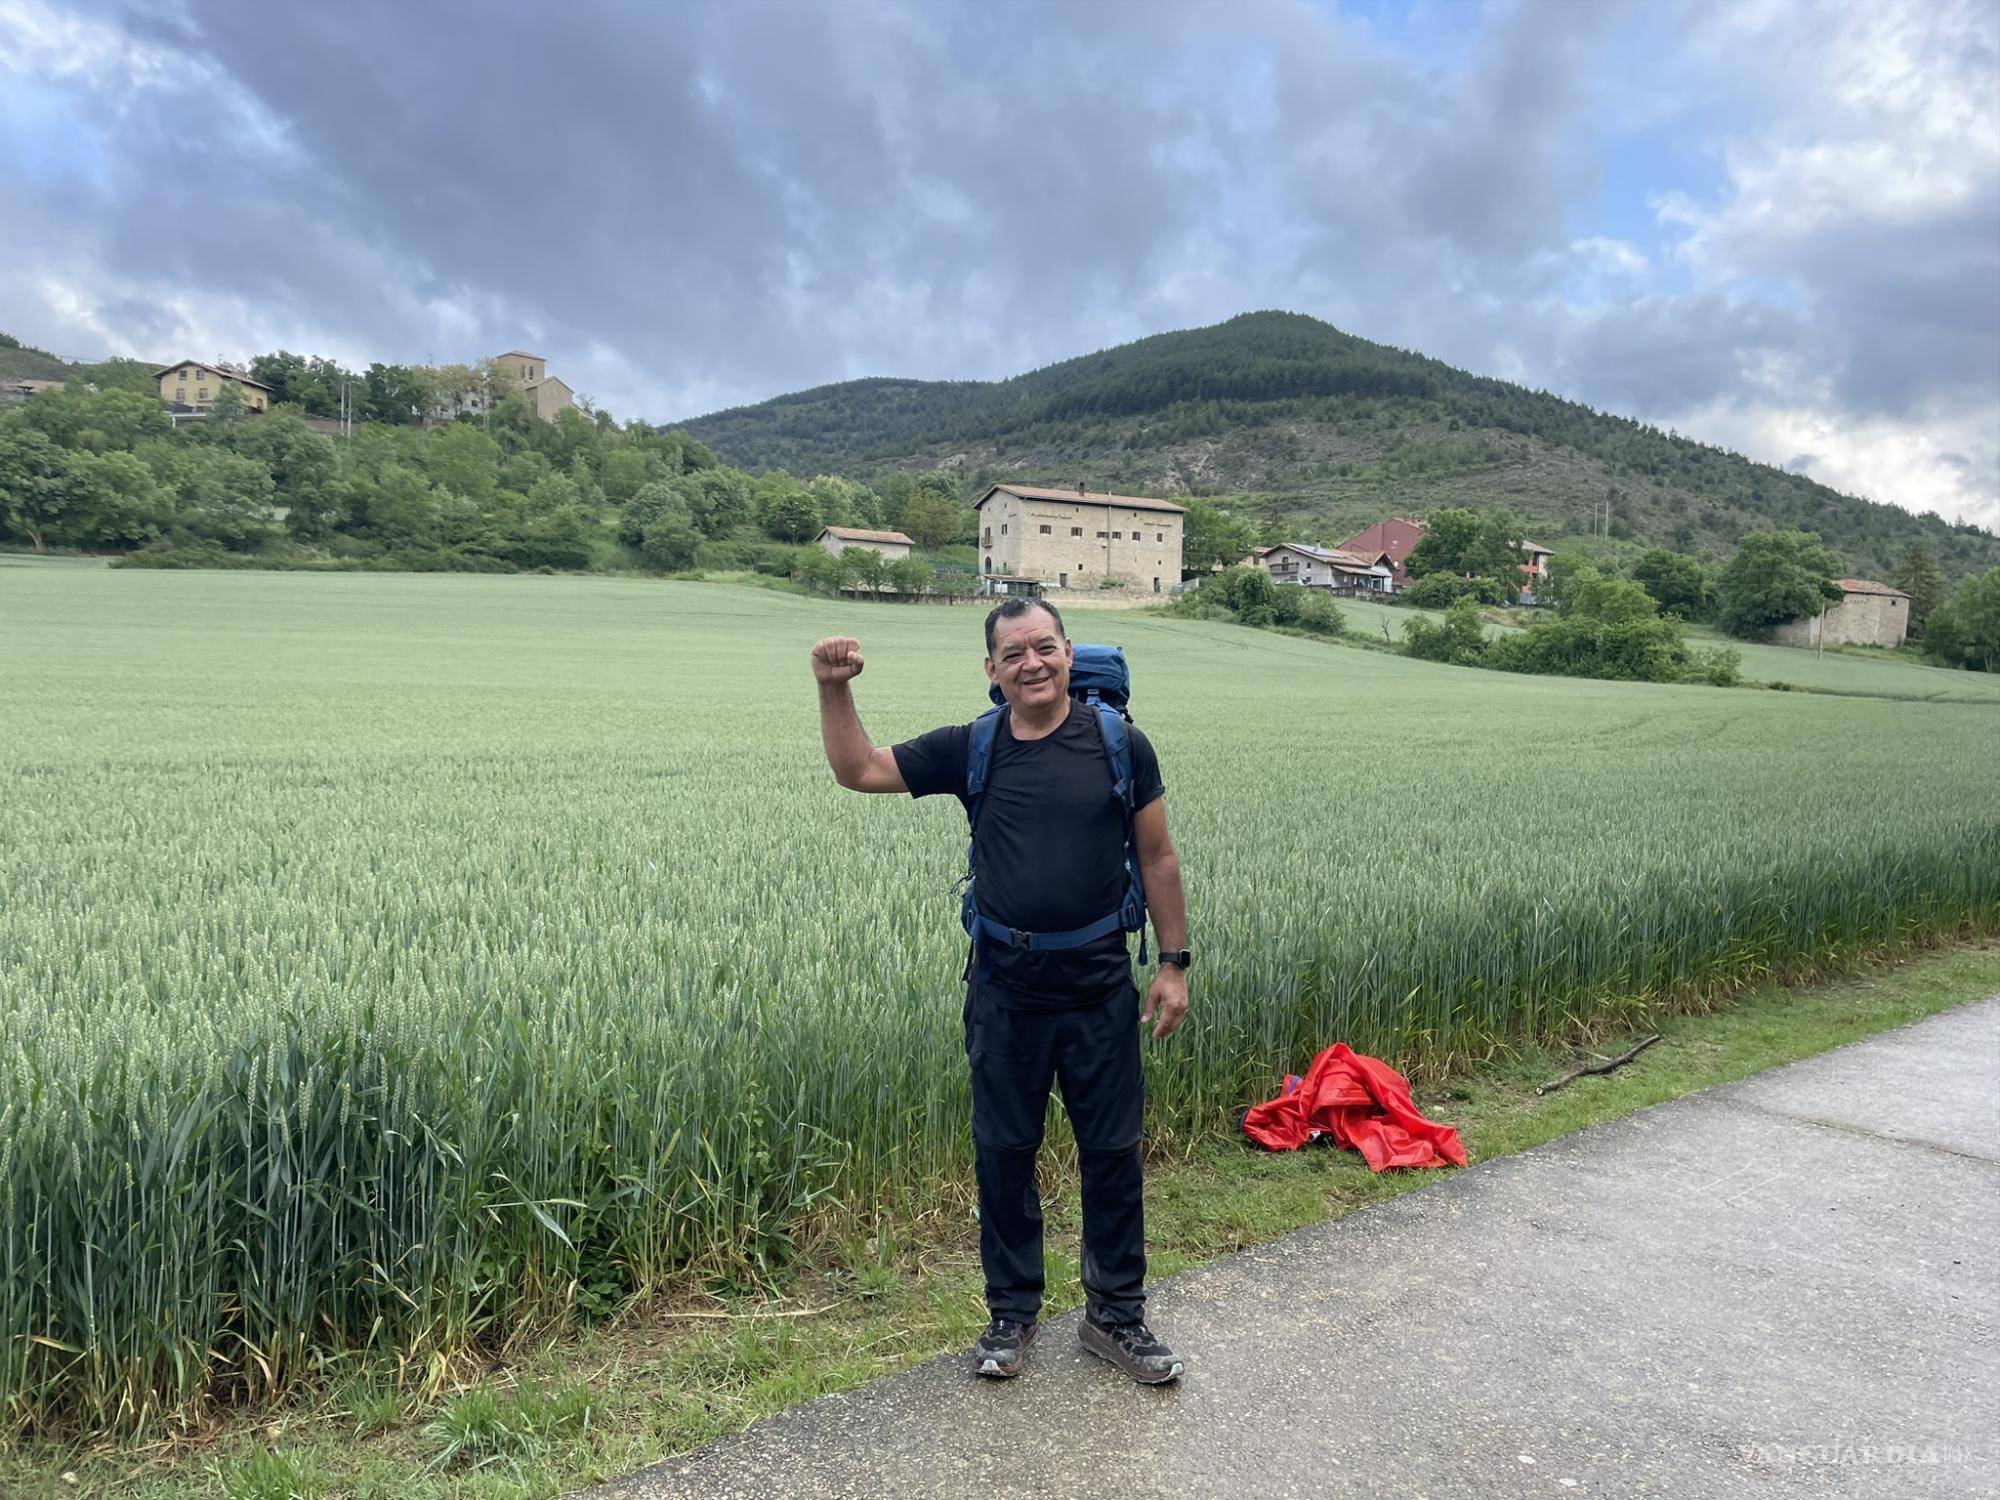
[810,599,1189,1386]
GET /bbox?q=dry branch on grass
[1536,1033,1664,1096]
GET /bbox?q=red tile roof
[1834,578,1908,598]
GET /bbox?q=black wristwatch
[1158,949,1193,970]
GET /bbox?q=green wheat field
[4,562,1996,1436]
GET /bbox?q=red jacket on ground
[1242,1043,1467,1170]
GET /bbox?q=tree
[360,464,436,541]
[1401,597,1488,665]
[1402,507,1482,579]
[619,481,682,548]
[680,468,753,537]
[361,363,435,426]
[757,483,822,543]
[250,351,309,408]
[1182,498,1259,574]
[143,445,279,550]
[0,427,82,551]
[1630,549,1712,619]
[68,449,163,547]
[204,381,249,431]
[888,555,933,596]
[424,424,502,506]
[597,448,650,508]
[1469,506,1527,597]
[429,362,489,422]
[806,474,878,528]
[1716,530,1845,640]
[791,546,845,595]
[1210,564,1275,625]
[899,486,961,550]
[840,546,887,594]
[1568,574,1659,625]
[1892,544,1946,637]
[1542,554,1595,614]
[639,502,701,571]
[1921,568,2000,673]
[18,386,169,451]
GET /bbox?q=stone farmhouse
[974,483,1186,596]
[814,525,914,560]
[154,359,272,414]
[1772,579,1910,649]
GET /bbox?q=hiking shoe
[1080,1316,1184,1384]
[971,1318,1037,1379]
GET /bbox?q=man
[810,598,1191,1384]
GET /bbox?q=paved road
[582,999,2000,1499]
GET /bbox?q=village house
[1253,542,1394,594]
[1772,579,1910,649]
[431,350,576,423]
[974,482,1186,595]
[154,359,272,414]
[1,377,66,408]
[1516,538,1555,600]
[494,350,575,423]
[1338,517,1425,589]
[814,525,914,561]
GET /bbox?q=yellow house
[155,359,272,413]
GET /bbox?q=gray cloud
[3,0,1995,526]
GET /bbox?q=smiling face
[984,604,1072,714]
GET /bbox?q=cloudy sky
[4,0,1997,526]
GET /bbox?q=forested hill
[677,311,1998,582]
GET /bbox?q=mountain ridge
[675,311,1997,582]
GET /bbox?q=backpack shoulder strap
[1087,701,1135,814]
[964,704,1006,825]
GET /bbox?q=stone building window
[1071,526,1082,536]
[1038,524,1051,534]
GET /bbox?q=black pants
[964,975,1147,1328]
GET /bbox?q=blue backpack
[959,642,1150,980]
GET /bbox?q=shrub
[1404,573,1505,608]
[1293,590,1346,637]
[1401,598,1488,665]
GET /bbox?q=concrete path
[582,1000,2000,1500]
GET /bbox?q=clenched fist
[810,636,865,685]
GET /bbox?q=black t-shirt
[894,698,1163,1009]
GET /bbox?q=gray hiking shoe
[972,1318,1037,1379]
[1081,1316,1183,1384]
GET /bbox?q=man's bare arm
[1133,797,1189,1039]
[1133,798,1187,952]
[811,636,908,794]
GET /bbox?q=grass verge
[6,940,1996,1500]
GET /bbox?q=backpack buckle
[1008,926,1030,948]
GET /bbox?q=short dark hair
[984,597,1066,657]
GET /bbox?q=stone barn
[1772,578,1910,649]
